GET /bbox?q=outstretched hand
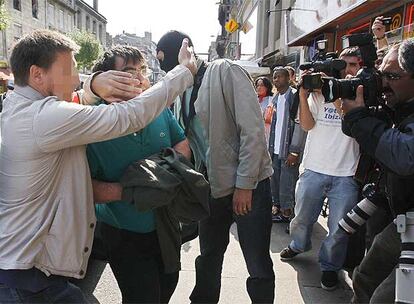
[178,38,197,76]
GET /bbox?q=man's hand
[233,188,253,216]
[178,38,197,76]
[91,70,143,102]
[285,153,299,167]
[341,85,365,114]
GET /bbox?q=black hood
[157,31,193,73]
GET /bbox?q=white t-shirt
[273,93,286,155]
[301,92,360,176]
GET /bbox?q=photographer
[342,39,414,303]
[279,48,361,290]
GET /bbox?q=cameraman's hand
[341,85,365,114]
[372,16,386,39]
[299,70,312,98]
[178,38,197,76]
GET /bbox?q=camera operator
[280,47,361,290]
[342,39,414,303]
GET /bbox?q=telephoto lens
[338,183,388,234]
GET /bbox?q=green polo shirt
[86,109,186,233]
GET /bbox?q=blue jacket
[268,87,306,159]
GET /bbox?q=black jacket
[343,100,414,216]
[120,148,210,273]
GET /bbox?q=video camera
[299,39,347,83]
[302,33,384,107]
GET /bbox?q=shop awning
[287,0,397,46]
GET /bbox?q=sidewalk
[83,216,353,304]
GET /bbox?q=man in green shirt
[86,46,191,304]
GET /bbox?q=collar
[277,86,291,97]
[14,85,46,101]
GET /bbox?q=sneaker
[272,214,291,223]
[280,246,299,261]
[321,271,338,291]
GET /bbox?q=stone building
[0,0,107,62]
[75,0,106,48]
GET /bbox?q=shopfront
[286,0,414,62]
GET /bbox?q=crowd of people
[0,15,413,304]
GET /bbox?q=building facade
[75,0,106,48]
[218,0,414,74]
[0,0,107,62]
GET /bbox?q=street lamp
[267,6,322,22]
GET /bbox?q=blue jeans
[0,281,87,303]
[190,179,275,303]
[289,169,359,271]
[270,154,299,210]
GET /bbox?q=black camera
[303,33,384,107]
[338,183,388,234]
[382,16,392,26]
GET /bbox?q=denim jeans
[0,281,87,303]
[190,179,275,304]
[352,222,399,303]
[289,169,359,271]
[270,154,299,210]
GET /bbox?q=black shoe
[272,214,291,223]
[280,246,299,261]
[321,271,338,291]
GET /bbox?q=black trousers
[100,222,179,304]
[190,179,275,304]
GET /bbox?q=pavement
[78,216,353,304]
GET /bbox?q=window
[92,20,97,35]
[31,0,38,18]
[48,4,55,25]
[85,15,90,32]
[13,23,22,41]
[98,24,103,42]
[67,14,72,32]
[59,9,64,30]
[77,10,81,29]
[13,0,21,11]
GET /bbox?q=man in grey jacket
[0,30,196,303]
[157,31,274,304]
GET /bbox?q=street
[80,216,353,304]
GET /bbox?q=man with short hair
[269,67,306,224]
[85,45,191,303]
[279,47,362,291]
[342,39,414,303]
[157,31,275,303]
[0,30,195,303]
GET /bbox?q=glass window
[59,9,64,30]
[48,4,55,25]
[77,11,82,29]
[32,0,38,19]
[92,20,97,35]
[13,23,22,41]
[85,15,90,32]
[13,0,21,11]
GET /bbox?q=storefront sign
[286,0,366,45]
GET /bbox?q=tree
[0,1,10,31]
[70,31,102,71]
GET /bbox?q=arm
[372,17,389,50]
[92,180,122,203]
[34,65,194,152]
[299,87,316,131]
[221,64,264,215]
